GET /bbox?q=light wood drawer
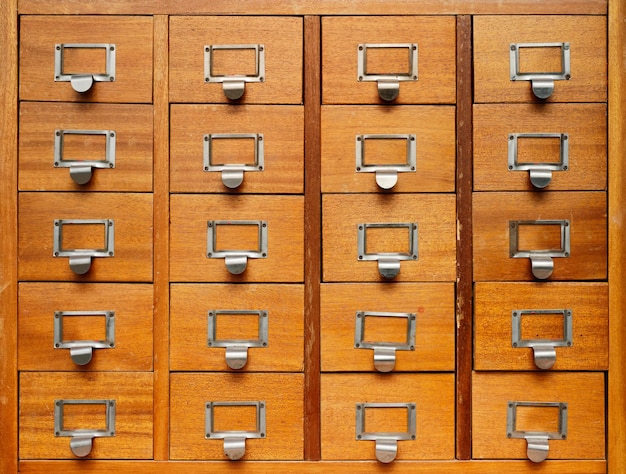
[20,16,153,103]
[170,194,304,283]
[474,282,608,371]
[19,103,153,192]
[321,106,456,193]
[18,192,153,282]
[474,104,607,191]
[18,283,153,371]
[322,16,456,104]
[170,105,303,193]
[320,283,455,372]
[472,372,605,460]
[170,373,304,460]
[169,16,302,104]
[473,192,607,281]
[19,372,153,460]
[474,16,606,103]
[170,283,304,372]
[322,194,456,282]
[321,373,455,460]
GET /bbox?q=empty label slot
[211,48,257,77]
[60,402,108,432]
[366,226,410,255]
[214,312,260,341]
[61,313,106,342]
[516,136,562,165]
[517,46,563,75]
[515,404,562,434]
[366,47,411,76]
[364,406,409,434]
[210,137,256,167]
[362,138,408,166]
[214,224,260,253]
[61,223,107,251]
[520,312,565,341]
[362,315,409,346]
[516,223,563,252]
[62,47,107,75]
[212,404,259,433]
[61,133,107,162]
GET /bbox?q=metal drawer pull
[508,133,569,189]
[53,310,115,365]
[357,43,418,101]
[511,309,573,370]
[510,42,571,99]
[54,399,116,457]
[354,311,416,372]
[507,401,568,463]
[54,43,116,93]
[355,402,416,463]
[204,44,265,100]
[205,401,266,461]
[357,223,418,279]
[53,219,115,275]
[203,133,264,189]
[54,129,116,185]
[207,310,268,369]
[355,134,417,189]
[509,220,570,280]
[206,220,268,275]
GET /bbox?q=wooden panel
[320,283,454,371]
[322,16,456,104]
[474,282,608,370]
[474,16,606,103]
[170,283,304,371]
[170,105,303,193]
[322,194,456,282]
[170,194,303,282]
[320,373,455,460]
[472,372,605,460]
[19,102,153,192]
[321,106,456,193]
[473,191,607,281]
[19,372,153,459]
[18,192,153,282]
[18,282,153,371]
[169,16,302,104]
[19,16,153,103]
[169,373,304,460]
[474,104,607,191]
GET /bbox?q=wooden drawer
[321,373,455,460]
[170,105,303,193]
[169,16,302,104]
[170,373,304,460]
[20,16,153,103]
[170,283,304,372]
[321,106,456,193]
[18,192,153,282]
[474,104,607,191]
[473,192,607,281]
[322,194,456,282]
[474,282,608,371]
[320,283,455,372]
[322,16,456,104]
[19,102,153,192]
[19,372,153,460]
[474,16,606,103]
[170,194,303,283]
[472,372,605,460]
[18,283,153,371]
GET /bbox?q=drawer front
[20,16,153,103]
[472,372,605,460]
[322,194,456,282]
[169,16,303,104]
[474,104,607,191]
[321,106,456,193]
[321,373,455,460]
[473,191,607,281]
[170,373,304,460]
[320,283,455,372]
[18,192,153,282]
[170,105,304,193]
[19,103,154,192]
[19,372,153,460]
[170,194,303,283]
[322,16,456,104]
[474,282,608,371]
[170,284,304,372]
[474,16,606,103]
[18,283,154,371]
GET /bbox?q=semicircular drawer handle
[54,399,116,457]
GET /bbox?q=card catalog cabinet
[2,1,624,472]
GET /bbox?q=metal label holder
[357,43,418,101]
[508,133,569,189]
[53,219,115,275]
[204,44,265,100]
[206,220,268,275]
[355,134,417,189]
[203,133,265,189]
[53,310,115,366]
[54,43,116,93]
[509,42,571,99]
[357,223,418,279]
[54,129,116,185]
